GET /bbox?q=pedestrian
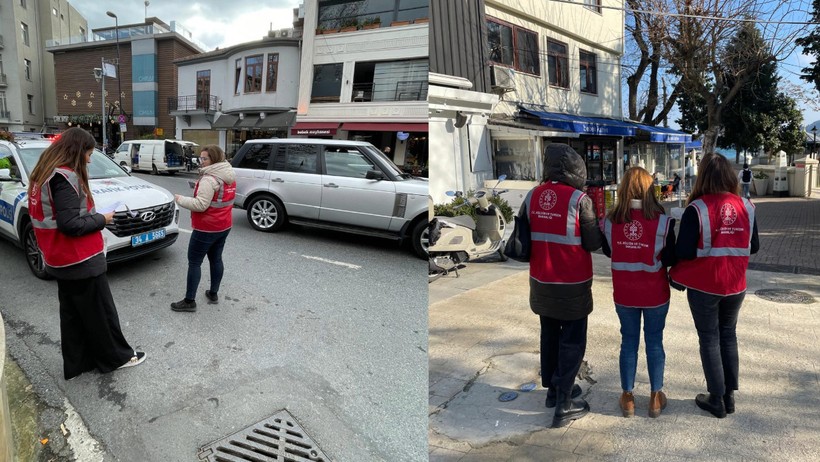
[26,127,145,380]
[738,163,752,198]
[171,145,236,312]
[519,143,603,428]
[670,153,759,418]
[601,167,676,418]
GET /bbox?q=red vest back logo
[720,203,737,225]
[624,221,643,241]
[539,189,558,210]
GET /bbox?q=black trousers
[687,289,745,396]
[540,315,588,393]
[57,274,134,380]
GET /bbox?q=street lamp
[812,125,817,160]
[93,66,106,152]
[106,11,123,144]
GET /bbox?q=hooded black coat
[519,143,604,320]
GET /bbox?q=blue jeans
[741,183,750,198]
[615,302,669,392]
[186,229,230,300]
[687,289,744,396]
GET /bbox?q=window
[487,18,540,75]
[234,59,242,95]
[311,63,343,103]
[27,94,34,115]
[237,144,272,170]
[284,144,318,173]
[196,70,211,109]
[21,22,30,46]
[584,0,602,14]
[0,91,8,115]
[244,55,263,93]
[547,40,569,88]
[323,147,376,178]
[52,7,58,15]
[580,50,597,94]
[20,0,26,8]
[24,59,31,80]
[79,27,86,40]
[317,0,428,30]
[266,53,279,92]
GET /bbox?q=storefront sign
[291,128,335,136]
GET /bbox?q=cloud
[69,1,300,50]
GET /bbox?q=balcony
[349,80,428,103]
[168,94,218,115]
[0,110,10,120]
[0,73,6,87]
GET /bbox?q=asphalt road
[0,171,428,461]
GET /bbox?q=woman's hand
[174,194,182,203]
[102,212,115,224]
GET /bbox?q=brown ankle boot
[619,391,635,418]
[648,390,667,418]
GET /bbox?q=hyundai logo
[140,211,156,222]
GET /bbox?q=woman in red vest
[670,153,759,418]
[602,167,676,418]
[171,145,236,312]
[27,127,145,380]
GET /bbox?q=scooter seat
[435,215,476,230]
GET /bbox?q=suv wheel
[23,221,52,280]
[247,195,287,232]
[410,219,429,259]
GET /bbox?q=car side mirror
[365,169,385,180]
[121,164,132,174]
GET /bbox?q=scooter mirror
[498,174,507,181]
[445,191,456,197]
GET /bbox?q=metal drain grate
[755,289,815,304]
[198,410,330,462]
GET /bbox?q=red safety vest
[529,182,592,284]
[29,167,104,268]
[669,193,755,296]
[191,174,236,232]
[605,210,671,307]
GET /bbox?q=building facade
[47,17,202,148]
[297,0,429,176]
[0,0,88,132]
[172,29,301,156]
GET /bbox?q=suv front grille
[105,201,175,237]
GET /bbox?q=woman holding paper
[27,127,146,380]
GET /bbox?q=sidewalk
[429,192,820,461]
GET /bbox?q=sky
[70,0,302,51]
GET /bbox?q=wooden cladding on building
[430,0,491,93]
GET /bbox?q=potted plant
[413,17,429,24]
[390,19,411,27]
[752,170,769,196]
[340,18,359,32]
[361,17,381,30]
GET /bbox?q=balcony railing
[349,79,428,103]
[0,110,10,120]
[168,94,218,113]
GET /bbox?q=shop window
[494,139,537,181]
[487,18,540,76]
[311,63,343,103]
[579,50,597,94]
[547,40,569,88]
[572,139,617,184]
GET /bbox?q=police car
[0,138,180,279]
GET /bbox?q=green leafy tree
[796,0,820,92]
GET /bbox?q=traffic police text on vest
[669,194,755,296]
[191,175,236,232]
[29,167,104,267]
[529,181,592,284]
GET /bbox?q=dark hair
[688,153,740,204]
[743,163,749,169]
[201,145,225,163]
[27,127,96,201]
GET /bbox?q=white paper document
[97,201,137,217]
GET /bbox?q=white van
[113,139,198,175]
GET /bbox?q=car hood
[90,176,174,209]
[397,177,429,196]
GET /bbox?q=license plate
[131,229,166,247]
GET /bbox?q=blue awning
[520,108,636,137]
[632,123,692,143]
[685,140,702,150]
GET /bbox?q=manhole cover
[198,409,330,461]
[755,289,815,304]
[499,392,519,402]
[519,382,537,392]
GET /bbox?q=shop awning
[256,111,296,129]
[340,122,428,132]
[235,117,259,129]
[211,114,238,129]
[632,123,692,143]
[685,140,702,150]
[290,122,340,136]
[520,108,635,137]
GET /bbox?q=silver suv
[231,139,429,258]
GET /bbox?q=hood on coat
[201,160,236,184]
[542,143,587,190]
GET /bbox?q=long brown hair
[27,127,96,201]
[687,152,740,204]
[607,167,664,223]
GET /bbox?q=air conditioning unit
[490,65,515,93]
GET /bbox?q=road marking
[301,255,361,269]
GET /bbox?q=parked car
[112,139,198,175]
[231,138,429,258]
[0,139,180,279]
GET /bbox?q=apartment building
[0,0,88,132]
[297,0,429,176]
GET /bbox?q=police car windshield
[18,147,129,179]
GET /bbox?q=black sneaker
[205,290,219,304]
[171,298,197,312]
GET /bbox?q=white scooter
[428,176,508,282]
